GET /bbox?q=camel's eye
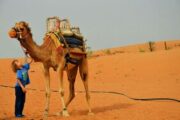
[20,28,24,31]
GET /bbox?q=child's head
[11,59,22,72]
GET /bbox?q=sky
[0,0,180,58]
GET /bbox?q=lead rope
[20,44,29,63]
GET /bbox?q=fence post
[149,41,155,52]
[164,41,168,50]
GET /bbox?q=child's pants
[15,86,26,116]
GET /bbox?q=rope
[54,32,69,50]
[0,84,180,103]
[20,44,29,63]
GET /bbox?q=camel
[8,21,93,118]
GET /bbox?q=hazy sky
[0,0,180,58]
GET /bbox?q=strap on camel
[48,32,86,54]
[47,32,84,65]
[48,32,63,48]
[65,54,81,65]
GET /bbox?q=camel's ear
[24,22,29,27]
[22,21,29,27]
[19,21,28,27]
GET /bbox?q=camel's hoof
[88,112,94,116]
[43,112,48,120]
[56,110,70,117]
[43,114,48,120]
[62,110,70,117]
[44,111,48,116]
[43,116,48,120]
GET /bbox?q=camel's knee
[81,73,88,81]
[45,91,51,97]
[86,94,90,100]
[44,108,49,113]
[59,89,64,96]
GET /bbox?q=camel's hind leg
[79,58,94,115]
[65,65,78,107]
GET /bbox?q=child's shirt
[15,63,30,87]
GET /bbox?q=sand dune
[1,40,180,120]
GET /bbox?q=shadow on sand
[1,103,134,119]
[74,103,134,116]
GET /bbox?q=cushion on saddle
[71,27,84,40]
[48,32,84,49]
[63,37,83,46]
[48,33,62,48]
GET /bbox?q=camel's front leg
[43,65,50,119]
[57,60,69,117]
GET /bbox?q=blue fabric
[63,37,83,46]
[15,86,26,116]
[15,63,30,87]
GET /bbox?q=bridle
[12,27,23,39]
[12,27,30,58]
[12,27,29,40]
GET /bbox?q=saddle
[46,17,86,65]
[60,19,84,40]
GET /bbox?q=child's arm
[17,79,27,93]
[27,57,33,64]
[24,54,33,64]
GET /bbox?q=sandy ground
[1,40,180,120]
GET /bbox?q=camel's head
[8,21,32,41]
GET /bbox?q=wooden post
[149,41,155,52]
[164,41,168,50]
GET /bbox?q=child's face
[15,60,23,69]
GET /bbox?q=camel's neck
[20,34,50,62]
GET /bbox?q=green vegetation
[104,49,111,55]
[139,48,145,52]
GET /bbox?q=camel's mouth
[8,27,24,40]
[9,21,31,40]
[8,27,29,55]
[8,28,18,38]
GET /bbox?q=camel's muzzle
[8,27,18,38]
[12,27,23,39]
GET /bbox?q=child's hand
[22,87,27,93]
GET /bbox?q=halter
[12,27,29,40]
[12,27,31,60]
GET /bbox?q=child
[11,56,33,117]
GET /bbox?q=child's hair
[11,59,19,73]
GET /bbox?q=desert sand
[1,40,180,120]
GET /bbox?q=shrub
[104,49,111,55]
[139,48,145,52]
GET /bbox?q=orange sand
[1,40,180,120]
